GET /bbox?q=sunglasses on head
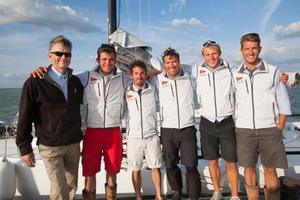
[50,51,72,58]
[163,47,178,56]
[202,40,218,47]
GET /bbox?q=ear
[48,52,52,59]
[96,57,100,63]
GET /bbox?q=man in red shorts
[30,44,130,200]
[80,44,130,199]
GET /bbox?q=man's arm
[74,71,89,87]
[16,79,36,167]
[122,73,132,89]
[274,69,292,130]
[30,64,90,88]
[277,114,288,130]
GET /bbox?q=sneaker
[210,192,223,200]
[230,197,240,200]
[171,191,183,200]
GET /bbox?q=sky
[0,0,300,88]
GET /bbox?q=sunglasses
[162,47,178,56]
[50,51,72,58]
[202,40,219,47]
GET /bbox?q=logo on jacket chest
[126,94,135,101]
[236,76,244,81]
[161,80,170,87]
[90,76,98,84]
[199,69,207,76]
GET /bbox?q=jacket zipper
[245,80,249,94]
[170,84,175,97]
[212,73,217,119]
[139,93,144,139]
[174,80,181,129]
[135,99,139,111]
[103,78,107,128]
[249,74,256,130]
[208,74,211,87]
[97,82,101,96]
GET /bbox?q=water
[0,88,21,123]
[0,87,299,122]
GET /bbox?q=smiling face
[241,41,261,68]
[131,65,147,88]
[48,42,71,73]
[163,55,180,79]
[202,46,221,68]
[97,52,116,76]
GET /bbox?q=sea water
[0,86,299,123]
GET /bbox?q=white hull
[1,121,300,199]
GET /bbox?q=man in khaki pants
[234,33,291,200]
[16,35,83,200]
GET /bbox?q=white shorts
[127,134,163,171]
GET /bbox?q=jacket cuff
[19,144,33,156]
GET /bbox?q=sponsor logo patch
[236,76,243,81]
[90,76,97,81]
[199,69,206,74]
[126,94,134,100]
[161,81,169,87]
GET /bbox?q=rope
[148,0,150,25]
[117,0,121,28]
[139,0,142,33]
[125,0,130,28]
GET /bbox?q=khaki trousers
[39,143,80,200]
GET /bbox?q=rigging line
[139,0,142,33]
[117,0,121,28]
[148,0,150,25]
[124,0,130,27]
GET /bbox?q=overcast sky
[0,0,300,88]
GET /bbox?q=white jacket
[83,68,125,128]
[233,59,291,129]
[196,60,234,121]
[156,69,195,129]
[125,82,158,139]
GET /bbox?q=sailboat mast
[108,0,117,38]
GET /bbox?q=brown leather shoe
[105,183,117,200]
[82,188,96,200]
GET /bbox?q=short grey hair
[48,35,72,51]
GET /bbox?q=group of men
[16,32,291,200]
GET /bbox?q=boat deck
[11,193,261,200]
[1,121,300,199]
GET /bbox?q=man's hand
[277,114,288,131]
[277,123,285,130]
[146,69,161,80]
[31,67,47,78]
[279,72,289,85]
[21,152,36,167]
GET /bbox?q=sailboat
[1,0,300,199]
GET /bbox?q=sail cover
[109,28,162,72]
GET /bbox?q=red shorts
[82,127,123,176]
